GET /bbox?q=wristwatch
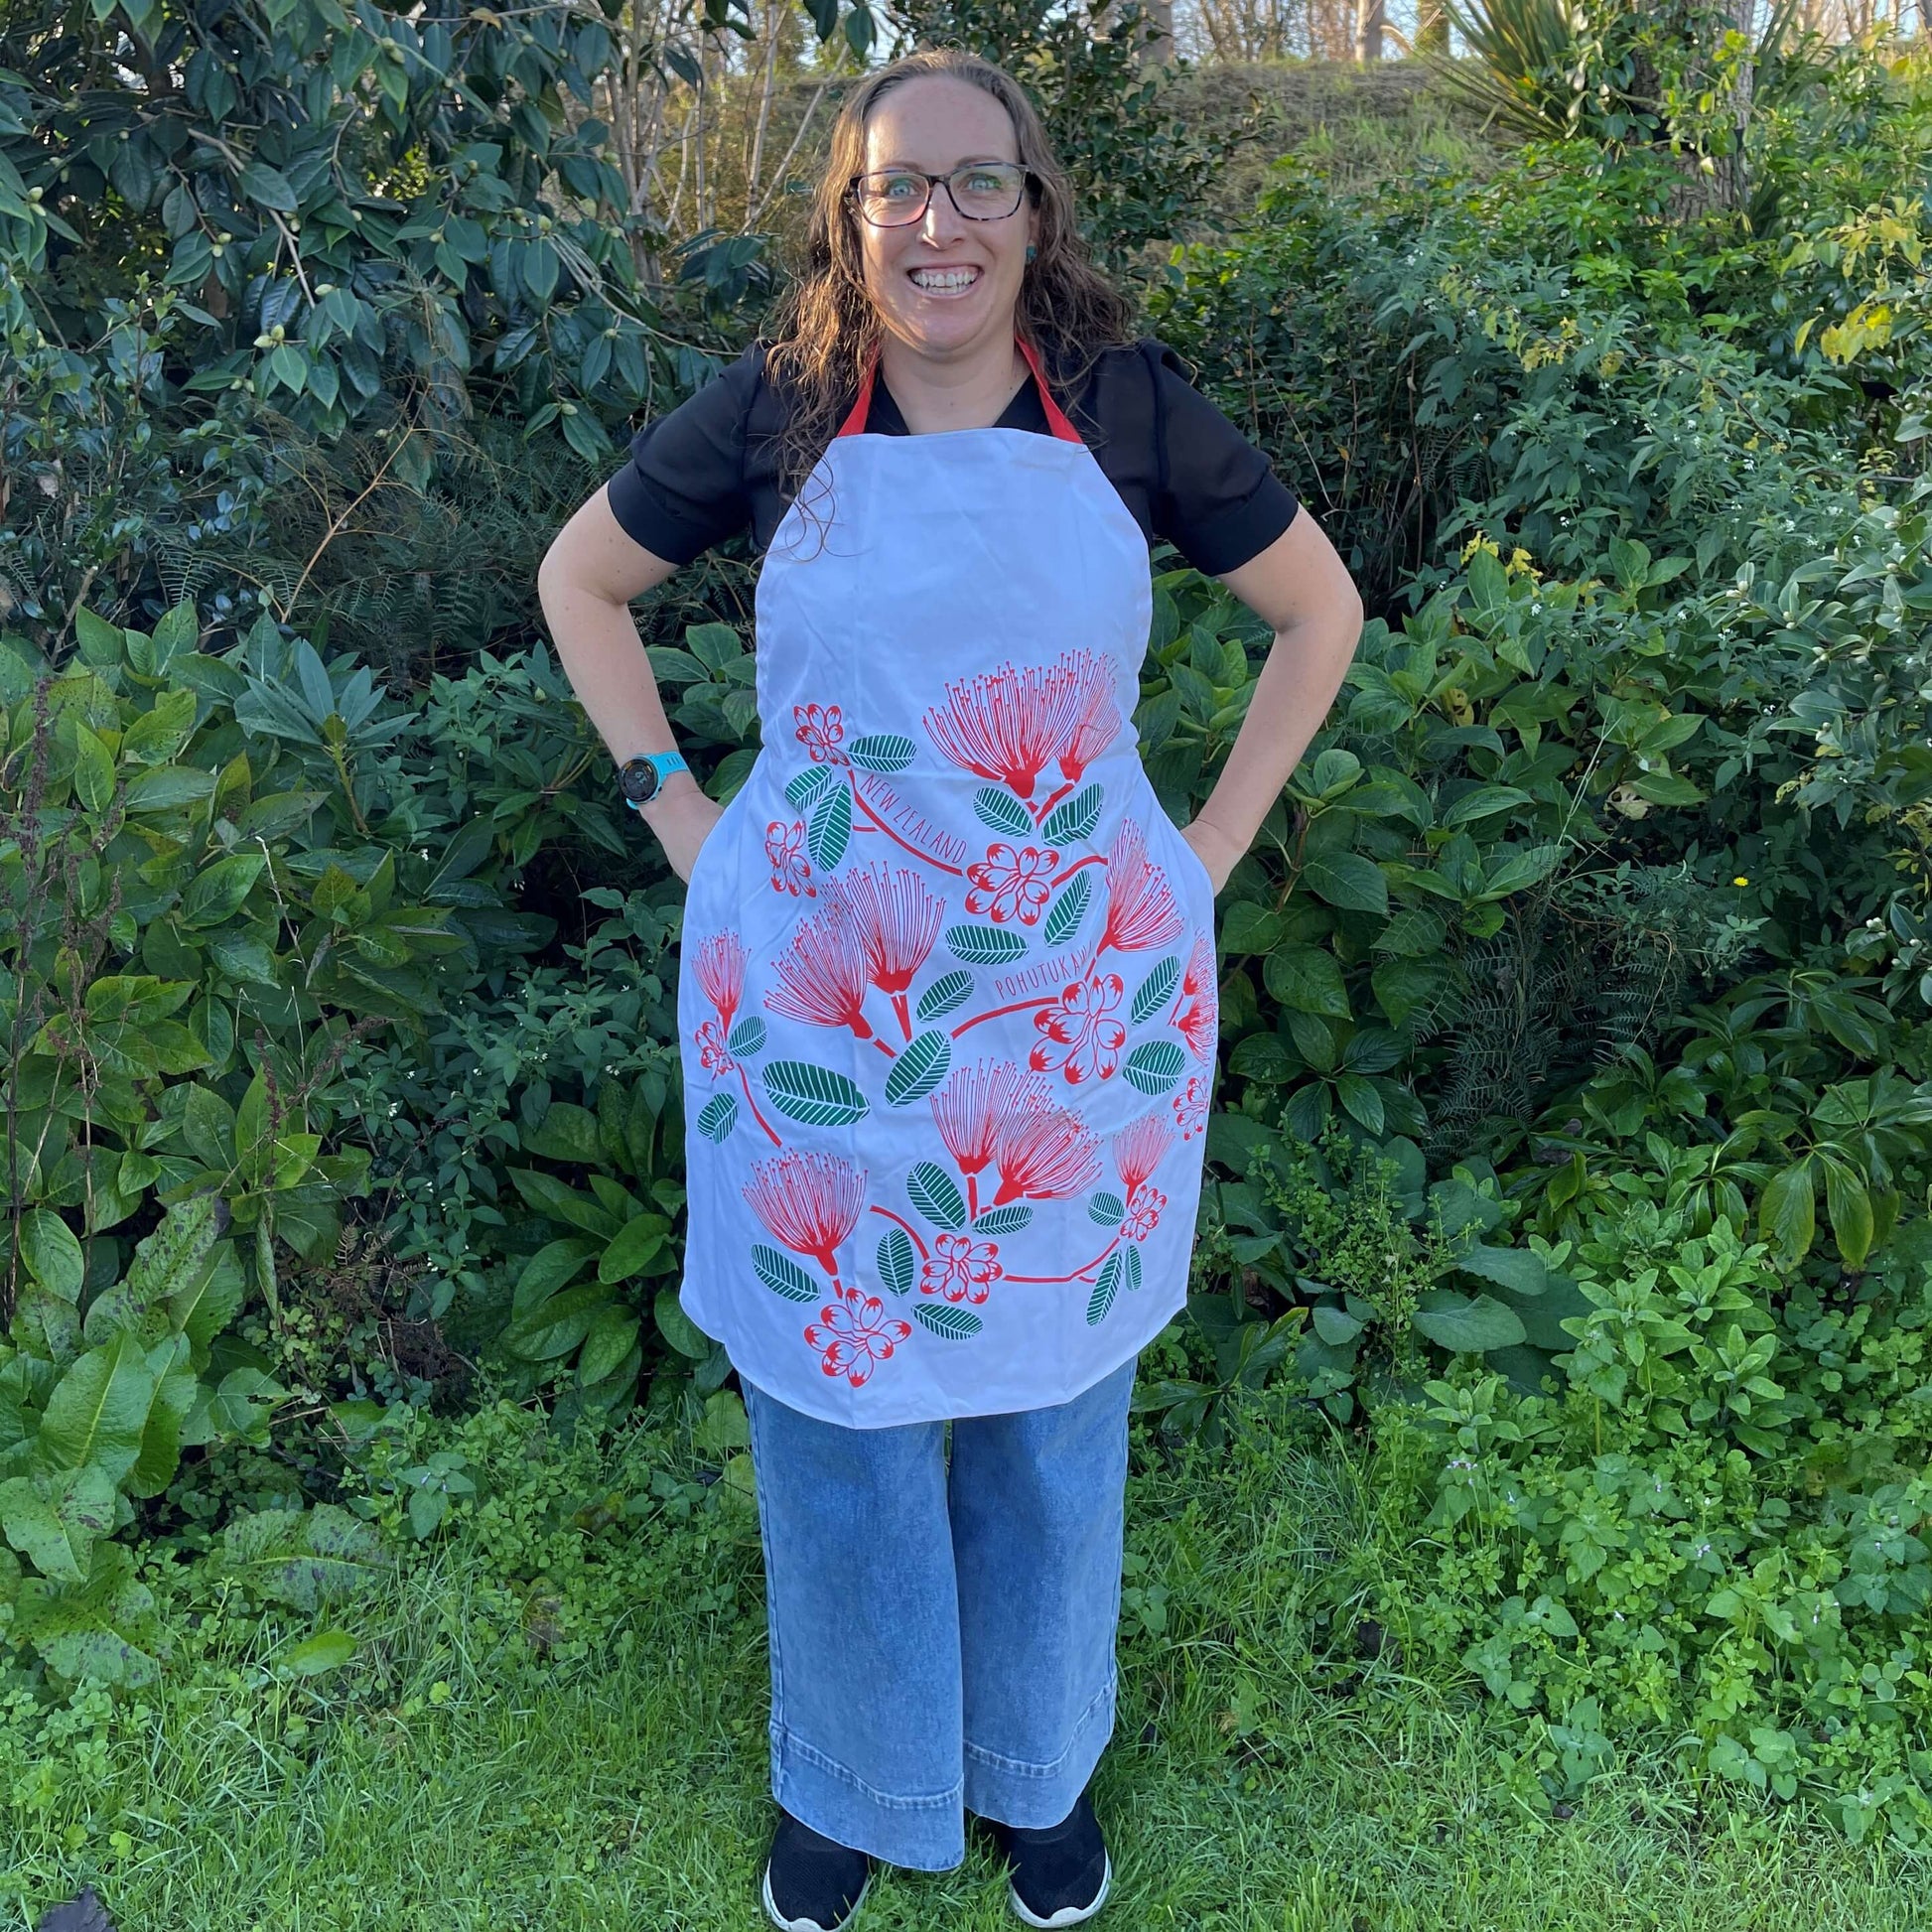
[617,750,690,811]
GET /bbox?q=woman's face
[855,75,1036,364]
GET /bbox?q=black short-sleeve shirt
[605,338,1299,578]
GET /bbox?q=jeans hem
[961,1667,1118,1828]
[770,1722,967,1871]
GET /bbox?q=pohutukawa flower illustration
[1099,817,1183,954]
[694,1019,736,1076]
[1123,1187,1167,1242]
[919,1232,1003,1304]
[923,660,1084,800]
[793,702,850,764]
[1113,1112,1175,1202]
[805,1283,912,1387]
[930,1058,1032,1179]
[964,842,1060,925]
[764,903,874,1037]
[1173,1072,1209,1141]
[991,1092,1102,1204]
[1056,651,1122,782]
[744,1149,867,1275]
[830,864,943,1034]
[693,930,748,1035]
[1031,969,1129,1084]
[764,818,816,897]
[1175,932,1219,1061]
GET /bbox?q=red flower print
[1099,818,1183,955]
[1057,652,1122,783]
[1173,1073,1208,1141]
[1175,932,1218,1061]
[764,903,874,1038]
[991,1091,1102,1204]
[1031,970,1129,1084]
[764,818,816,897]
[694,930,747,1034]
[1113,1113,1175,1201]
[930,1058,1031,1180]
[964,843,1060,925]
[744,1149,866,1275]
[1123,1186,1168,1242]
[923,661,1084,801]
[805,1284,912,1388]
[793,703,849,764]
[919,1232,1003,1304]
[830,864,943,1034]
[695,1018,736,1076]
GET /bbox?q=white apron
[675,341,1218,1428]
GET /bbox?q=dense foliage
[4,0,1932,1860]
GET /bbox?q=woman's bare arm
[536,487,720,880]
[1182,509,1366,893]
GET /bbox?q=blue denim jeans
[741,1354,1138,1871]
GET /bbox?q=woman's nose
[920,182,964,243]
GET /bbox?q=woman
[537,48,1361,1931]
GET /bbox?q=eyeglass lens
[856,165,1026,226]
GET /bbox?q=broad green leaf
[0,1466,115,1583]
[1040,784,1103,845]
[1822,1158,1874,1270]
[1302,851,1389,916]
[180,852,266,927]
[973,787,1034,839]
[877,1226,916,1295]
[14,1543,158,1684]
[512,1238,596,1318]
[599,1213,669,1283]
[1265,945,1350,1019]
[651,1289,707,1361]
[916,971,974,1022]
[217,1503,388,1610]
[913,1303,983,1339]
[1758,1160,1817,1261]
[18,1208,83,1303]
[885,1030,951,1107]
[1455,1243,1549,1299]
[1085,1253,1123,1326]
[753,1244,817,1302]
[582,1307,643,1384]
[945,922,1027,966]
[501,1283,612,1361]
[907,1162,966,1231]
[1123,1039,1186,1096]
[282,1629,358,1676]
[1043,871,1092,947]
[72,724,115,814]
[1412,1291,1526,1354]
[38,1333,157,1481]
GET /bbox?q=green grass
[0,1396,1922,1930]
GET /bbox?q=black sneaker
[990,1790,1112,1927]
[760,1809,873,1932]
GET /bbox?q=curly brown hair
[762,49,1136,502]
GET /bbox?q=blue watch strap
[621,750,690,810]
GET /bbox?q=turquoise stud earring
[1026,243,1036,263]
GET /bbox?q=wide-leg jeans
[740,1352,1138,1871]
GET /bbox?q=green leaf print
[973,787,1035,839]
[1040,783,1102,846]
[973,1204,1033,1235]
[916,970,974,1022]
[1043,871,1092,948]
[696,1093,738,1144]
[1124,1244,1144,1291]
[886,1030,952,1107]
[945,923,1027,966]
[906,1163,967,1231]
[762,1060,870,1127]
[753,1244,818,1303]
[806,782,852,871]
[1085,1253,1123,1327]
[1131,956,1181,1026]
[728,1016,766,1057]
[1088,1190,1125,1226]
[786,765,836,813]
[1123,1039,1186,1096]
[877,1227,916,1296]
[913,1303,983,1339]
[848,734,916,772]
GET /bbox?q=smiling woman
[534,47,1363,1932]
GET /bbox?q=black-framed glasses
[848,163,1033,228]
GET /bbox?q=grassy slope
[2,1397,1919,1930]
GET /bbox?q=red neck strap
[834,337,1082,444]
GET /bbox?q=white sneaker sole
[761,1862,871,1932]
[1008,1850,1111,1927]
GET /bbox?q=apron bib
[675,343,1218,1428]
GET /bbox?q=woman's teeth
[910,267,981,291]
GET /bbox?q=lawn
[1,1393,1918,1931]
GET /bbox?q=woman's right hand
[638,776,725,885]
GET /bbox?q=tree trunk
[1354,0,1384,63]
[1141,0,1175,64]
[1416,3,1450,55]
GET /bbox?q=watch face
[619,757,660,805]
